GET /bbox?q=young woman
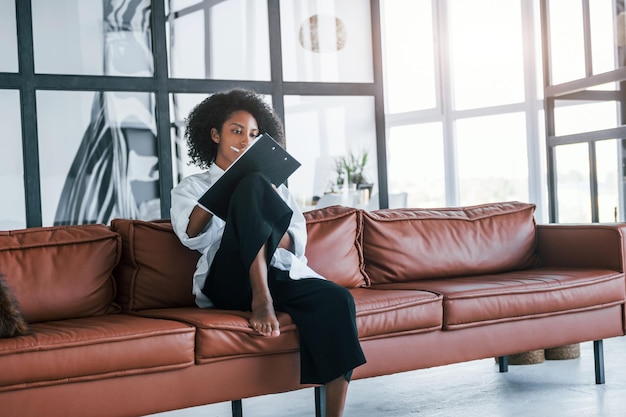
[170,88,366,417]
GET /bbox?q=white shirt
[170,163,324,308]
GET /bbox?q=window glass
[0,90,25,229]
[534,109,549,224]
[534,0,545,99]
[548,0,586,84]
[590,0,617,74]
[588,82,618,91]
[554,101,618,136]
[0,0,18,73]
[618,0,626,68]
[555,143,591,223]
[280,0,373,83]
[167,0,270,80]
[32,0,153,77]
[448,0,525,110]
[37,90,160,226]
[381,0,436,113]
[169,0,200,12]
[596,139,620,222]
[456,113,529,206]
[167,11,205,79]
[170,93,210,183]
[387,123,445,208]
[283,95,377,209]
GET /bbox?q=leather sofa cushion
[363,201,537,284]
[138,308,301,364]
[137,287,441,363]
[304,206,369,287]
[351,287,442,338]
[111,206,368,311]
[111,219,199,311]
[375,267,625,330]
[0,314,195,391]
[0,225,120,323]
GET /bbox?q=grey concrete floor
[148,337,626,417]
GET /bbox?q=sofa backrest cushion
[362,201,537,284]
[0,224,121,323]
[111,219,199,311]
[304,206,369,288]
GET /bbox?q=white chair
[366,192,408,210]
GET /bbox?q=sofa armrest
[536,223,626,272]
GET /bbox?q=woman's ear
[210,128,220,144]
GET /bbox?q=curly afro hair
[184,88,285,169]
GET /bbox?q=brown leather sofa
[1,201,625,417]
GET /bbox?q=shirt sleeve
[270,185,324,280]
[170,173,224,252]
[276,184,307,258]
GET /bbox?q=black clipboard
[197,133,301,220]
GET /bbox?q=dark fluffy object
[0,275,29,337]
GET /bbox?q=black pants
[202,172,366,384]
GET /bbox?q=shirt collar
[208,162,225,183]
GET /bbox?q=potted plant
[335,149,370,188]
[332,150,374,205]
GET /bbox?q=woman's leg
[248,242,280,336]
[269,273,366,416]
[202,172,292,337]
[325,375,350,417]
[270,276,365,384]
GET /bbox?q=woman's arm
[277,231,294,252]
[171,173,223,251]
[275,185,306,257]
[186,205,214,238]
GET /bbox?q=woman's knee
[230,172,273,206]
[324,282,356,312]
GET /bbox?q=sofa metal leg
[231,399,243,417]
[314,386,326,417]
[594,340,605,384]
[498,355,509,373]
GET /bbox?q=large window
[542,0,625,223]
[381,0,547,221]
[1,0,385,228]
[6,0,619,229]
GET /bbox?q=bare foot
[249,300,280,337]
